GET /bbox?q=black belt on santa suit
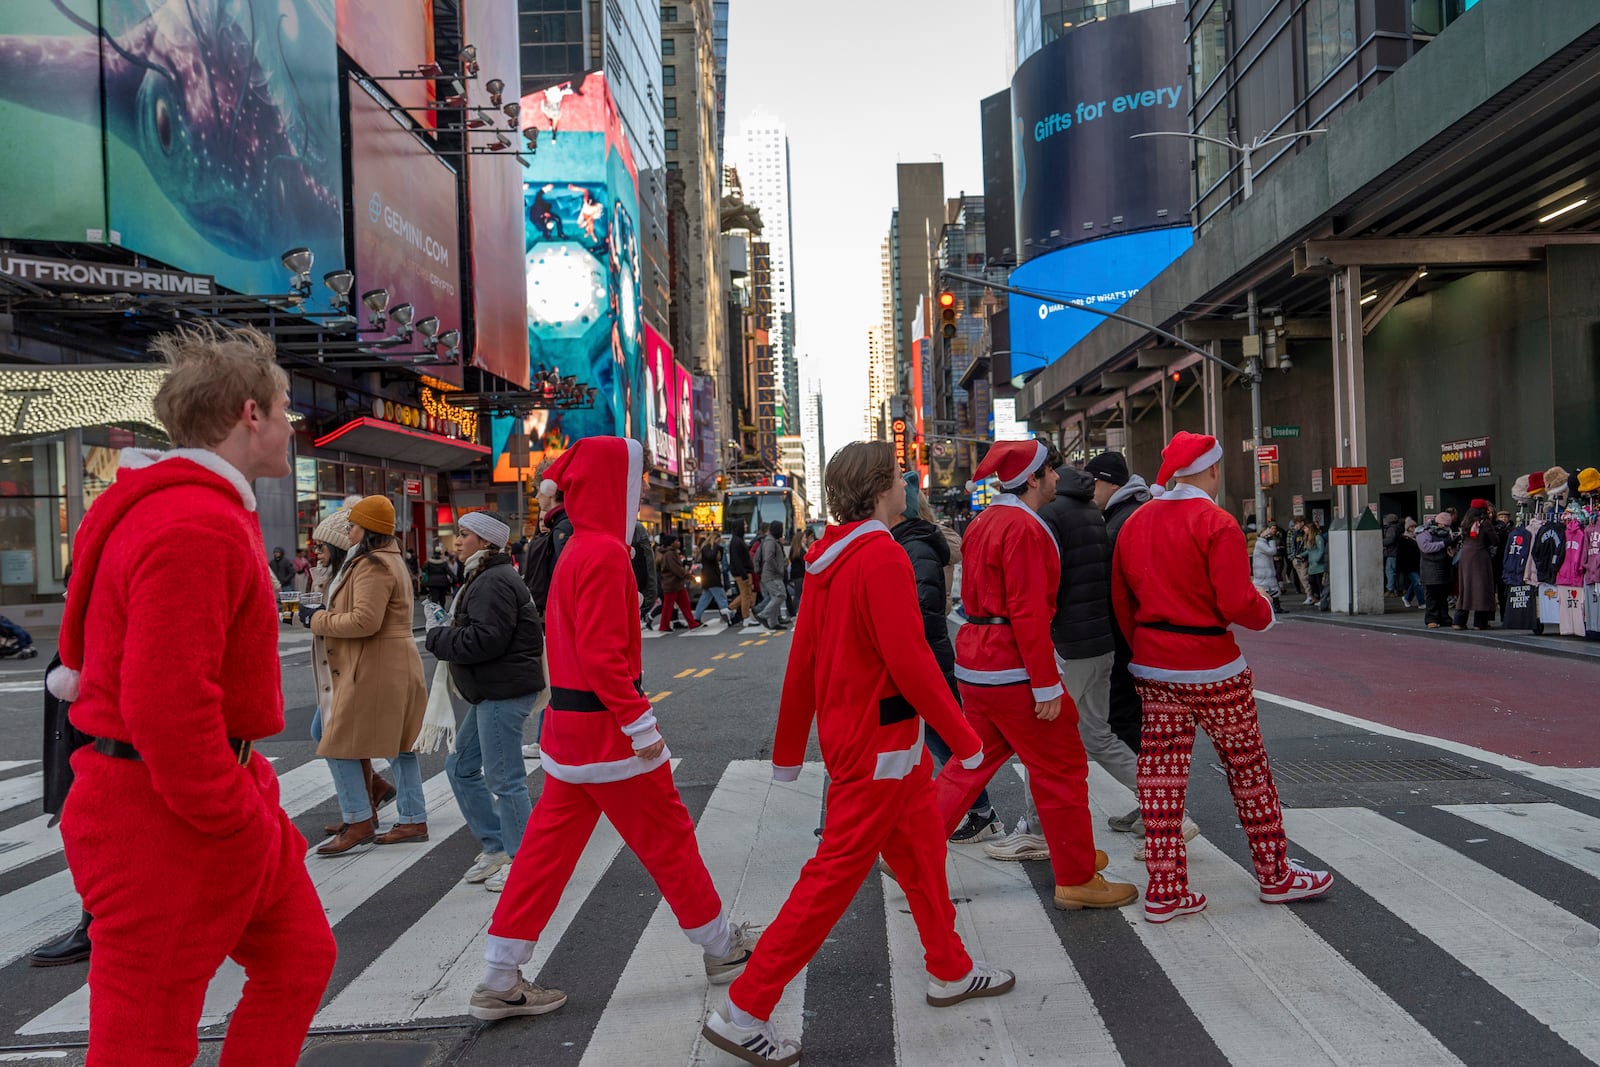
[964,616,1011,626]
[549,679,646,712]
[91,735,255,767]
[1142,621,1229,637]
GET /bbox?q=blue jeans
[446,693,536,857]
[1401,570,1425,604]
[694,585,729,619]
[1385,557,1397,593]
[326,752,426,824]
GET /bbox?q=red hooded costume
[729,518,983,1021]
[488,437,730,954]
[52,449,334,1067]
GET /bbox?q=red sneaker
[1143,891,1207,924]
[1259,859,1333,903]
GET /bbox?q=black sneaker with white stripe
[926,961,1017,1007]
[702,1006,802,1065]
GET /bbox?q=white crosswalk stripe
[5,756,1600,1064]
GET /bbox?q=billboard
[980,88,1015,267]
[0,1,346,304]
[693,374,718,492]
[673,358,695,488]
[0,2,106,241]
[490,72,644,481]
[1010,3,1188,261]
[1007,227,1193,376]
[349,77,462,379]
[462,0,529,387]
[337,0,433,117]
[645,325,679,473]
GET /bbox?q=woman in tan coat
[306,496,429,855]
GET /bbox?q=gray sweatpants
[1057,650,1138,793]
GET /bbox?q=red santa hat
[1152,431,1223,496]
[966,439,1049,494]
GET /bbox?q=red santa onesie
[50,449,335,1066]
[933,440,1135,909]
[704,513,1013,1063]
[482,437,751,1007]
[1111,431,1332,922]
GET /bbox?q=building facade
[892,163,946,400]
[730,115,798,434]
[1010,0,1180,71]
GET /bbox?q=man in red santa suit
[473,435,757,1020]
[702,441,1015,1066]
[1111,430,1333,922]
[51,324,335,1066]
[933,439,1138,911]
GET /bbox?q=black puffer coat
[1038,466,1114,659]
[891,518,958,695]
[425,553,546,704]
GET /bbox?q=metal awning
[313,417,488,470]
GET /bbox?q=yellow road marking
[675,668,696,678]
[755,639,768,646]
[694,668,715,678]
[728,652,744,660]
[649,691,671,702]
[739,639,753,647]
[712,652,727,660]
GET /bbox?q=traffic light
[1168,370,1182,386]
[939,291,957,341]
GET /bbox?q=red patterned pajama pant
[1132,668,1288,901]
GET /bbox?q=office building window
[663,64,676,86]
[666,159,680,170]
[665,128,678,150]
[1191,0,1226,94]
[1304,0,1357,88]
[661,4,677,21]
[661,36,675,55]
[664,95,677,117]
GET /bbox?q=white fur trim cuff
[1174,442,1224,478]
[958,749,985,771]
[630,727,664,750]
[1031,683,1065,701]
[47,665,81,702]
[771,764,802,782]
[997,441,1048,490]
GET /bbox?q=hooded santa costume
[932,441,1137,908]
[482,437,749,1003]
[51,449,335,1066]
[705,492,1012,1062]
[1111,431,1332,921]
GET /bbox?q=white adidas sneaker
[702,1006,801,1065]
[927,961,1016,1007]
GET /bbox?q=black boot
[29,911,91,967]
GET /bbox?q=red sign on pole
[1330,466,1368,486]
[1256,444,1279,463]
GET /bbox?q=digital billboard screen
[693,374,718,492]
[462,0,529,387]
[349,77,462,380]
[1007,227,1193,377]
[673,358,695,487]
[490,72,644,482]
[1010,3,1188,261]
[980,88,1015,267]
[645,324,678,474]
[0,2,106,241]
[337,0,434,118]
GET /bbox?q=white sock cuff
[484,933,537,969]
[728,997,762,1029]
[684,912,732,955]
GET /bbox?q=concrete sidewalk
[1275,596,1600,662]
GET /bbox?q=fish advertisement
[491,72,644,482]
[0,0,345,301]
[0,1,107,241]
[348,76,462,379]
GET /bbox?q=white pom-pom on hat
[1149,483,1167,498]
[47,665,81,702]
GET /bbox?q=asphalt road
[0,614,1597,1066]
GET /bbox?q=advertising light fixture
[361,288,390,315]
[415,315,441,342]
[388,302,416,330]
[323,269,354,297]
[281,247,314,275]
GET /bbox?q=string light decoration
[0,366,169,436]
[420,386,478,438]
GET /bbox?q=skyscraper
[892,162,945,404]
[864,234,896,440]
[800,366,825,519]
[730,114,797,435]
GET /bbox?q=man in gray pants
[987,460,1196,862]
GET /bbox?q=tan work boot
[1053,873,1139,910]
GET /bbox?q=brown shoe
[323,821,347,837]
[1053,874,1139,910]
[374,822,429,844]
[1095,849,1108,872]
[371,775,397,811]
[316,818,377,856]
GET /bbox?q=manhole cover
[1243,759,1493,785]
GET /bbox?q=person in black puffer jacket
[427,511,546,886]
[1039,463,1143,834]
[892,475,1002,843]
[1089,455,1152,757]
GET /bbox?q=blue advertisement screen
[1006,227,1193,381]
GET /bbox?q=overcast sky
[724,0,1010,461]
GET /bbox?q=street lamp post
[1131,128,1326,201]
